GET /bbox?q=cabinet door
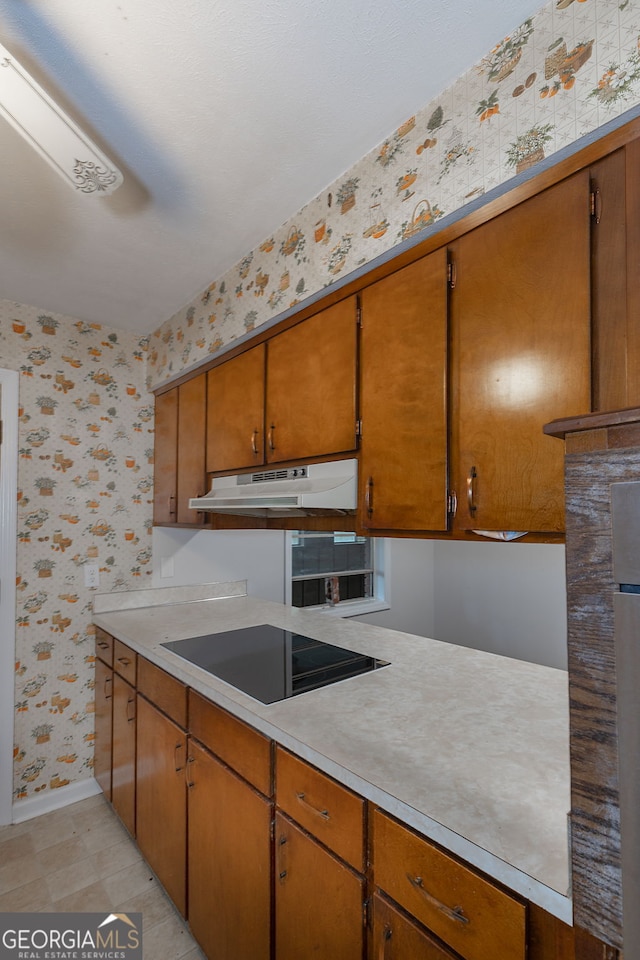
[112,674,136,836]
[153,387,178,523]
[188,739,272,960]
[206,343,266,473]
[450,171,591,533]
[371,893,458,960]
[176,373,207,524]
[265,297,358,463]
[135,696,187,915]
[359,251,449,532]
[94,658,113,800]
[275,812,364,960]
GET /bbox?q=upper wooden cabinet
[206,298,358,474]
[359,250,449,533]
[265,296,358,464]
[206,343,266,474]
[153,373,207,525]
[449,171,592,534]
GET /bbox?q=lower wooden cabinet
[111,674,136,836]
[275,812,365,960]
[94,656,113,800]
[135,694,188,916]
[371,893,458,960]
[187,738,272,960]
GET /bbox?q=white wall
[151,530,568,669]
[432,540,568,670]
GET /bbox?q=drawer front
[276,747,365,871]
[95,627,114,667]
[372,809,526,960]
[113,639,137,685]
[188,689,272,797]
[137,656,188,729]
[371,892,458,960]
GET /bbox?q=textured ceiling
[0,0,544,334]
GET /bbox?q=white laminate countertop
[93,581,572,923]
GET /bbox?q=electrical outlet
[84,563,100,588]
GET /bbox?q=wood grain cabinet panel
[111,674,136,836]
[94,656,113,800]
[449,170,592,534]
[135,694,187,915]
[265,297,358,464]
[154,374,207,526]
[95,627,114,667]
[372,808,526,960]
[188,689,272,796]
[371,892,459,960]
[359,250,449,532]
[276,746,365,871]
[113,639,137,685]
[275,811,364,960]
[187,738,272,960]
[206,343,266,474]
[137,656,188,728]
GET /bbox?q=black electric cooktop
[161,623,388,704]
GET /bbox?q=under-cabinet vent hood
[189,459,357,517]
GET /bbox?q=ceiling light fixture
[0,40,123,196]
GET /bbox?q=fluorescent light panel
[0,40,123,196]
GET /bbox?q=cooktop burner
[161,623,388,704]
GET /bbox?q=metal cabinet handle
[406,873,470,925]
[126,696,136,723]
[251,429,259,455]
[117,656,131,667]
[277,833,288,881]
[296,791,330,821]
[466,466,478,516]
[104,676,113,700]
[268,424,276,452]
[591,186,602,224]
[168,495,176,517]
[174,742,184,773]
[365,476,374,519]
[185,755,195,788]
[378,925,392,960]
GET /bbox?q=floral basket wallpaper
[3,0,640,809]
[1,305,152,803]
[148,0,640,389]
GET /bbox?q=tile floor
[0,793,205,960]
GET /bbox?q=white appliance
[189,458,357,517]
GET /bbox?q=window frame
[284,530,389,617]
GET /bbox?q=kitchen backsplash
[147,0,640,389]
[1,303,152,803]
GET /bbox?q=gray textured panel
[611,481,640,585]
[564,448,640,948]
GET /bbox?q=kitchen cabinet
[187,692,272,960]
[187,738,272,960]
[206,344,266,473]
[93,629,113,800]
[275,812,365,960]
[449,171,592,534]
[205,297,358,475]
[371,807,526,960]
[111,641,137,836]
[359,250,449,533]
[275,747,366,960]
[370,892,458,960]
[153,373,207,525]
[135,662,188,916]
[264,296,358,464]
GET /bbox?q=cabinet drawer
[137,656,187,729]
[276,747,365,871]
[372,809,526,960]
[113,640,137,685]
[188,689,272,797]
[95,627,113,667]
[371,892,458,960]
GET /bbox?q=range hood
[189,459,357,517]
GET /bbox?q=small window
[285,531,388,617]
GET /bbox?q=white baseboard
[11,777,102,824]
